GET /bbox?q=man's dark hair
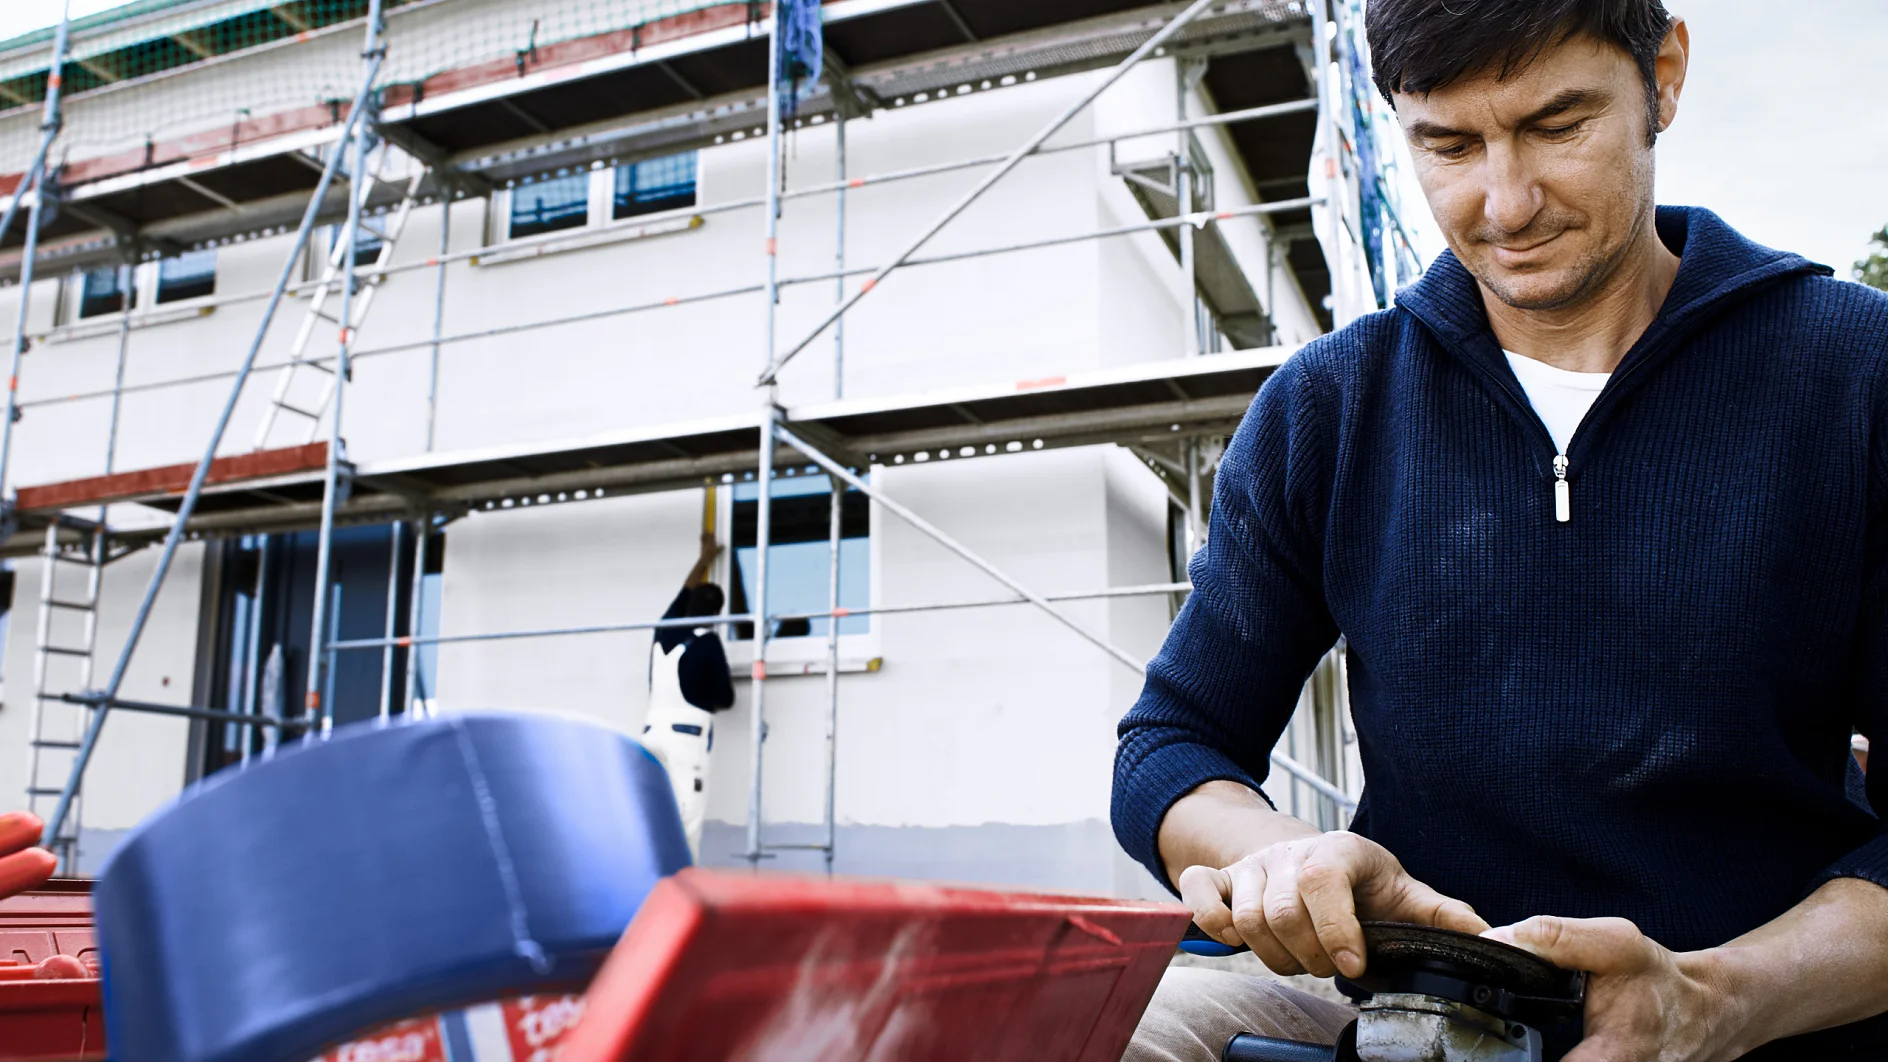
[688,583,725,618]
[1366,0,1673,143]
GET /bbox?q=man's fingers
[1297,856,1366,978]
[1226,860,1303,975]
[1483,915,1646,974]
[0,812,44,857]
[1177,865,1237,944]
[0,847,57,897]
[1258,859,1340,977]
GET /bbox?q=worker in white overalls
[643,532,735,859]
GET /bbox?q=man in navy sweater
[1116,1,1888,1059]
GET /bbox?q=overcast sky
[1,0,1883,274]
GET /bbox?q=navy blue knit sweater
[1115,207,1888,1051]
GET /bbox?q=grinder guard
[1220,922,1585,1062]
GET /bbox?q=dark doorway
[195,523,444,778]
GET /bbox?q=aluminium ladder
[23,516,108,868]
[250,144,424,451]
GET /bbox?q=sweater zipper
[1553,455,1570,523]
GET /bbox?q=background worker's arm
[683,531,720,589]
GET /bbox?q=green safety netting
[0,0,751,173]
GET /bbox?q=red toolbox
[0,881,105,1062]
[559,868,1189,1062]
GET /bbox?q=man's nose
[1481,146,1542,236]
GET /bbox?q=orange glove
[0,811,58,898]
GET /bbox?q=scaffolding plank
[15,442,328,513]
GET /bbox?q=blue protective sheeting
[775,0,821,117]
[93,712,691,1062]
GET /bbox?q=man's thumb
[1484,915,1641,973]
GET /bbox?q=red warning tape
[751,661,767,681]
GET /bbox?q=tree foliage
[1858,225,1888,292]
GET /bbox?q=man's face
[1395,28,1684,311]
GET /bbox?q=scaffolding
[0,0,1415,869]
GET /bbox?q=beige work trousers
[1123,967,1357,1062]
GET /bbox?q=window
[77,266,133,318]
[614,153,697,220]
[508,173,590,240]
[728,471,870,641]
[156,249,216,303]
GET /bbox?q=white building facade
[0,0,1397,887]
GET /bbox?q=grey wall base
[700,819,1171,900]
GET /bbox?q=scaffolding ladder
[251,148,424,451]
[23,516,107,867]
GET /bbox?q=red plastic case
[559,868,1189,1062]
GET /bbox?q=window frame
[714,470,881,667]
[494,151,701,247]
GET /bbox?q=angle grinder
[1181,921,1586,1062]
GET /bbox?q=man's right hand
[1177,830,1489,980]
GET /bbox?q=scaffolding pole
[760,0,1221,385]
[0,13,72,492]
[402,515,429,714]
[38,38,387,851]
[306,1,387,736]
[1176,60,1200,359]
[377,520,404,719]
[745,1,785,865]
[833,114,847,400]
[426,192,450,452]
[239,534,270,763]
[820,477,842,872]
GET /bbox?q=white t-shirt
[1504,351,1610,455]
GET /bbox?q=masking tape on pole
[93,712,691,1062]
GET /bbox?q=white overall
[643,635,715,859]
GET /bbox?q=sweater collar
[1395,206,1832,378]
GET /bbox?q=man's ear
[1654,18,1690,135]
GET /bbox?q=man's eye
[1538,122,1584,138]
[1431,142,1470,159]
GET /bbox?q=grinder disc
[1354,921,1584,1001]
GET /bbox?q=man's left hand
[1485,915,1740,1062]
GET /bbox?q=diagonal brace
[756,0,1220,386]
[774,422,1145,673]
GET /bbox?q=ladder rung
[47,552,99,565]
[275,402,322,419]
[39,645,93,657]
[44,599,97,611]
[36,691,95,701]
[32,740,81,750]
[25,787,65,796]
